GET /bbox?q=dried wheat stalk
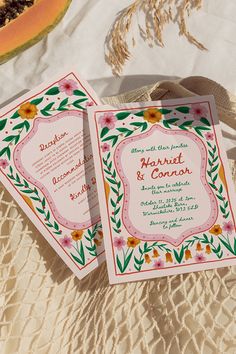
[105,0,206,75]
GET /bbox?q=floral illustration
[0,75,102,274]
[222,221,234,234]
[99,101,236,276]
[152,249,159,258]
[144,254,151,264]
[189,103,208,120]
[153,258,164,269]
[205,132,214,140]
[185,249,192,260]
[101,143,110,153]
[127,236,140,248]
[0,159,9,169]
[99,112,117,129]
[143,108,162,124]
[196,241,203,251]
[60,235,73,248]
[86,101,94,107]
[195,253,206,262]
[59,79,78,96]
[165,252,173,263]
[18,102,38,119]
[71,229,84,241]
[209,224,222,235]
[114,236,126,250]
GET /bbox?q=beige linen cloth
[1,76,236,354]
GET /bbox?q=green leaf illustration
[24,121,30,132]
[165,118,179,124]
[176,106,190,114]
[134,256,144,265]
[73,98,87,108]
[116,254,123,273]
[200,117,211,126]
[179,121,194,130]
[73,90,86,96]
[134,111,144,117]
[36,207,44,214]
[45,87,60,95]
[117,127,133,136]
[158,108,172,114]
[100,127,109,138]
[11,111,20,119]
[123,250,134,271]
[12,122,25,130]
[116,112,131,120]
[71,253,84,266]
[30,97,44,105]
[173,246,184,264]
[0,119,7,131]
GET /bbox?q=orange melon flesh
[0,0,71,63]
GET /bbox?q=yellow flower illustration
[144,254,151,264]
[143,108,162,124]
[209,224,222,236]
[152,249,159,258]
[71,229,84,241]
[94,238,102,247]
[196,242,203,252]
[185,249,192,260]
[127,236,140,248]
[18,102,38,119]
[205,245,211,254]
[165,252,173,263]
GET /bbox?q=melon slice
[0,0,71,63]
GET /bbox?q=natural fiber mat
[1,76,236,353]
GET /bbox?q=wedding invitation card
[0,72,104,279]
[88,96,236,284]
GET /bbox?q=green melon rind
[0,0,72,64]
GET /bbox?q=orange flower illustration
[18,102,38,119]
[127,237,140,248]
[94,238,102,247]
[209,224,222,236]
[143,108,162,124]
[185,249,192,260]
[205,245,211,254]
[196,242,203,252]
[98,230,103,239]
[152,249,159,258]
[144,254,151,264]
[165,252,173,263]
[71,229,84,241]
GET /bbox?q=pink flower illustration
[86,101,94,107]
[223,220,234,234]
[101,143,110,153]
[205,132,214,141]
[189,103,208,120]
[114,237,125,250]
[153,258,164,269]
[60,235,73,248]
[194,253,206,262]
[98,112,117,129]
[59,79,78,96]
[0,159,9,169]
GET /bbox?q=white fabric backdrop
[0,0,235,149]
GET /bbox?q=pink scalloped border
[114,124,218,246]
[14,110,100,230]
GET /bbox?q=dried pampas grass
[105,0,206,75]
